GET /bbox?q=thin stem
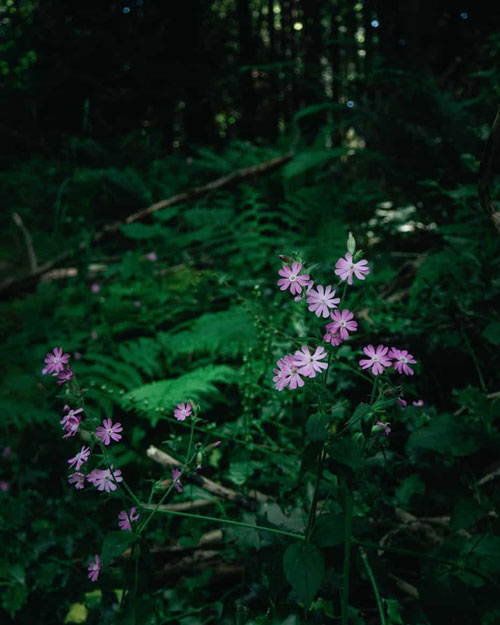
[370,378,378,405]
[305,448,324,541]
[144,505,306,540]
[360,548,386,625]
[341,482,353,625]
[352,538,500,590]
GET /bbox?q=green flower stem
[370,378,378,405]
[334,362,373,384]
[305,447,325,542]
[340,281,348,304]
[341,482,353,625]
[144,505,306,541]
[360,548,387,625]
[352,538,500,590]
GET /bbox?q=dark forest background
[2,2,500,625]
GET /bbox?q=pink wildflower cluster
[359,345,417,376]
[42,347,74,385]
[324,309,358,344]
[273,346,328,391]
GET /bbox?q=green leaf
[101,532,138,568]
[283,542,324,607]
[483,321,500,345]
[299,442,322,478]
[394,474,425,506]
[450,498,488,530]
[312,513,345,547]
[406,414,481,457]
[64,603,88,624]
[306,413,330,442]
[385,598,404,625]
[327,437,363,470]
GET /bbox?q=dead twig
[478,106,500,236]
[1,152,293,297]
[12,212,37,272]
[147,445,271,511]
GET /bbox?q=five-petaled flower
[389,348,417,375]
[96,419,123,445]
[412,399,424,407]
[323,332,343,346]
[43,347,70,375]
[68,472,85,490]
[68,446,90,471]
[61,407,83,426]
[277,262,311,295]
[172,469,183,493]
[326,309,358,340]
[174,402,192,421]
[118,507,140,531]
[306,285,340,318]
[375,420,391,436]
[62,415,81,438]
[293,346,328,379]
[88,555,101,582]
[359,345,391,376]
[87,466,123,493]
[335,253,370,285]
[57,367,74,385]
[273,354,305,391]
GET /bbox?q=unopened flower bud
[278,254,295,264]
[196,451,203,468]
[372,421,391,436]
[347,232,356,255]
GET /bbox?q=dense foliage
[2,2,500,624]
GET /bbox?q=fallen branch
[478,106,500,236]
[1,152,293,297]
[12,212,38,272]
[147,445,271,511]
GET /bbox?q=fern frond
[122,364,236,425]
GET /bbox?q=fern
[118,338,163,378]
[122,364,236,425]
[159,307,258,363]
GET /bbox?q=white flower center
[289,274,296,281]
[401,357,407,363]
[54,357,60,363]
[339,320,346,327]
[372,356,379,362]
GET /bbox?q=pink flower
[293,279,315,302]
[359,345,391,376]
[87,467,123,493]
[90,330,99,340]
[389,348,417,375]
[335,253,370,285]
[307,285,340,318]
[68,446,90,471]
[174,402,192,421]
[133,300,141,308]
[147,252,157,262]
[96,419,123,445]
[74,351,82,360]
[326,309,358,340]
[0,480,9,492]
[272,354,305,391]
[172,469,183,494]
[43,347,70,375]
[68,472,85,489]
[323,333,343,346]
[398,398,408,408]
[118,507,140,531]
[88,555,101,582]
[412,399,424,407]
[61,407,83,426]
[91,283,100,293]
[277,262,311,295]
[375,420,391,436]
[57,367,74,385]
[293,346,328,379]
[2,446,11,459]
[62,416,81,438]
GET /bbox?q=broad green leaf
[406,414,481,457]
[306,413,330,442]
[283,542,324,607]
[64,603,88,624]
[483,321,500,345]
[101,531,138,567]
